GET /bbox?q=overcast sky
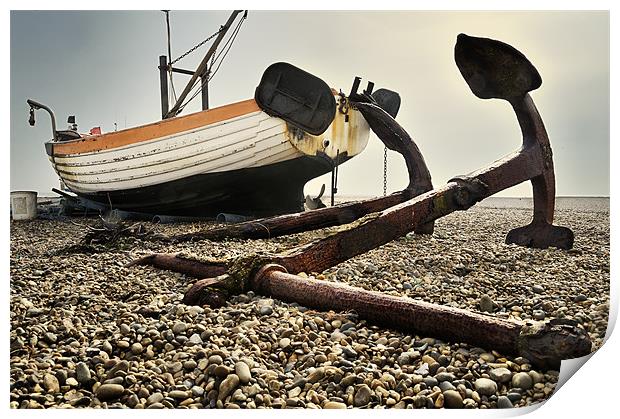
[10,10,609,198]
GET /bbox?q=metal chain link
[383,146,388,196]
[170,27,223,66]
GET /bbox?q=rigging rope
[174,12,247,114]
[208,12,246,82]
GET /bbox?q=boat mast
[160,10,245,120]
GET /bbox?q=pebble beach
[9,198,610,409]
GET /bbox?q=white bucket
[10,191,38,220]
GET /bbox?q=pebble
[43,374,60,393]
[130,342,143,354]
[235,361,251,384]
[397,351,420,365]
[188,334,202,345]
[9,207,607,410]
[102,341,113,354]
[512,372,533,390]
[435,372,455,382]
[529,371,544,384]
[208,355,223,365]
[507,392,522,403]
[307,367,325,383]
[343,346,358,358]
[214,365,232,377]
[218,374,240,401]
[354,384,372,407]
[479,295,494,312]
[439,381,456,392]
[497,396,514,408]
[168,390,189,399]
[489,367,512,383]
[96,384,125,401]
[474,378,498,396]
[172,322,187,334]
[279,338,291,349]
[324,401,347,409]
[147,393,164,405]
[443,390,463,408]
[258,305,273,316]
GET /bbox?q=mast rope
[174,12,247,114]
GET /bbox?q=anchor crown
[455,33,542,100]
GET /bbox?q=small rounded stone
[512,372,533,390]
[96,384,125,401]
[474,378,498,396]
[443,390,463,408]
[324,401,347,409]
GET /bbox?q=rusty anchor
[454,33,574,249]
[128,34,586,368]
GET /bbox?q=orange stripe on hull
[52,99,261,156]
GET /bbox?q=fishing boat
[27,11,397,218]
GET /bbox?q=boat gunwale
[48,98,261,156]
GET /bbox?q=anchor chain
[383,146,388,196]
[170,27,223,66]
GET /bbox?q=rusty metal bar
[250,265,591,369]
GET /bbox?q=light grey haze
[10,10,609,198]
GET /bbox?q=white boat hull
[45,98,370,216]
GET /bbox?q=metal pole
[159,55,169,119]
[27,99,58,142]
[201,71,209,110]
[165,10,243,118]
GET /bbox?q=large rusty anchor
[454,33,574,249]
[129,34,587,368]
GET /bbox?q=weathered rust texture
[454,33,573,249]
[175,258,591,368]
[127,253,228,278]
[354,101,434,234]
[353,102,433,196]
[250,265,591,369]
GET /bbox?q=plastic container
[10,191,38,220]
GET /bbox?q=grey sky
[10,10,609,198]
